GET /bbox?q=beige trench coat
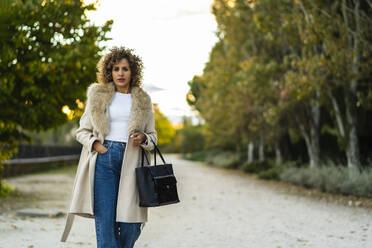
[61,82,157,242]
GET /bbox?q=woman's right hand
[93,141,108,154]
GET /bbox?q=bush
[205,151,241,169]
[258,164,288,180]
[184,150,243,169]
[280,164,372,198]
[240,160,273,173]
[184,149,372,199]
[183,151,209,161]
[338,167,372,197]
[0,180,15,198]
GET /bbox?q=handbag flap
[153,175,177,186]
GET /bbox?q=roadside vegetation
[184,1,372,200]
[184,150,372,199]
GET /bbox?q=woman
[61,46,157,248]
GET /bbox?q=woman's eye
[114,67,119,71]
[123,67,129,71]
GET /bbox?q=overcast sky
[84,0,218,124]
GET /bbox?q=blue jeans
[94,140,142,248]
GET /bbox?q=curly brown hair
[96,46,144,87]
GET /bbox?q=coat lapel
[127,86,153,135]
[86,82,152,137]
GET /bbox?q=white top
[105,92,132,142]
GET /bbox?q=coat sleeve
[140,108,157,151]
[75,105,98,152]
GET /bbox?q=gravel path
[0,154,371,248]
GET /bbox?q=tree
[187,0,372,168]
[326,0,372,168]
[180,116,205,154]
[0,0,112,195]
[291,0,372,168]
[153,104,175,145]
[0,0,112,147]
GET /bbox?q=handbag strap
[140,140,167,167]
[151,140,166,165]
[141,147,150,167]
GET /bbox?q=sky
[84,0,218,124]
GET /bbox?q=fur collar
[86,82,152,137]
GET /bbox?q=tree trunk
[247,142,254,163]
[330,91,361,168]
[296,92,321,168]
[347,0,361,168]
[329,92,345,137]
[340,0,361,168]
[275,139,282,165]
[310,93,321,168]
[259,128,265,161]
[345,90,361,168]
[298,121,315,168]
[295,1,321,168]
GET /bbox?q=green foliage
[184,149,242,169]
[183,150,210,162]
[184,147,372,198]
[257,164,289,180]
[241,160,273,174]
[159,117,205,153]
[0,180,15,198]
[159,128,182,153]
[153,104,175,145]
[27,119,78,146]
[186,75,205,110]
[187,0,372,167]
[280,165,372,198]
[179,117,205,153]
[0,0,112,146]
[0,143,17,168]
[0,144,17,196]
[205,150,241,169]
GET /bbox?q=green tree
[180,116,205,154]
[323,0,372,168]
[187,0,372,168]
[0,0,112,195]
[153,104,175,145]
[0,0,112,147]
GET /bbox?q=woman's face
[112,58,132,91]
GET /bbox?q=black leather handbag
[135,141,180,207]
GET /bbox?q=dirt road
[0,154,371,248]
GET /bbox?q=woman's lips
[118,78,125,81]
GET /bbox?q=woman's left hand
[130,132,147,146]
